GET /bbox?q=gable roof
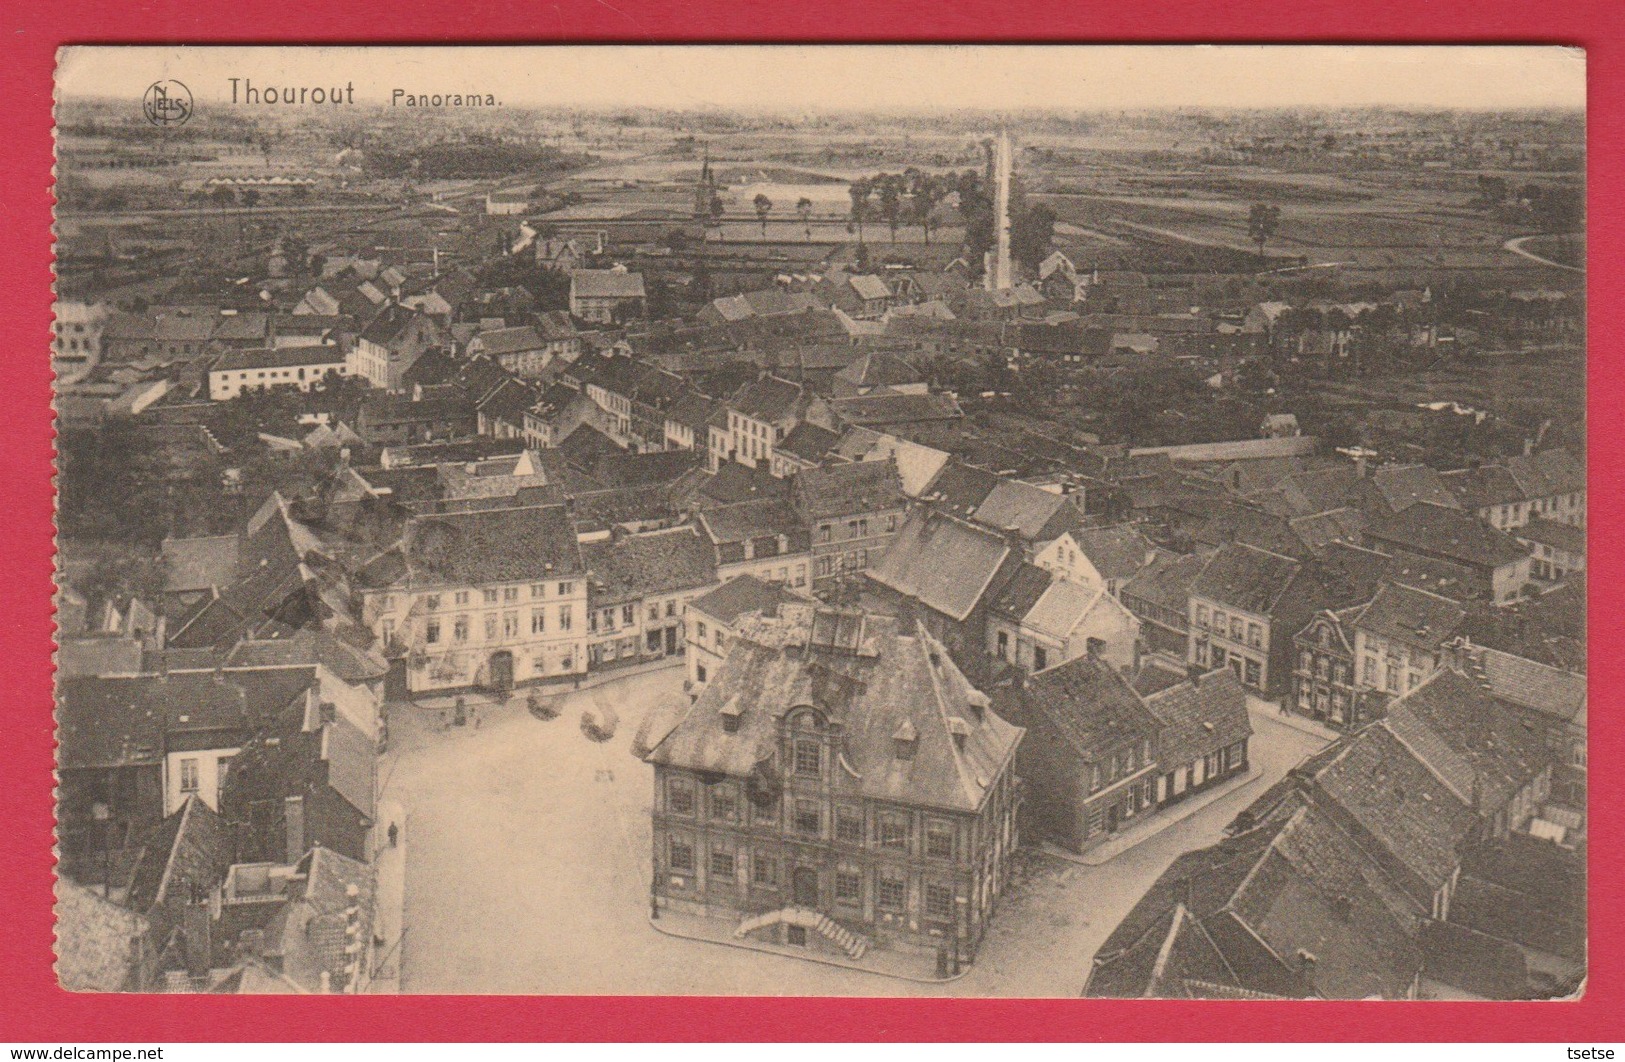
[402,504,582,587]
[1071,524,1156,582]
[688,574,810,627]
[570,269,646,299]
[125,795,231,914]
[583,527,718,601]
[1022,653,1162,762]
[1365,503,1530,570]
[792,460,904,520]
[730,375,806,423]
[972,478,1081,543]
[1356,581,1468,649]
[1369,464,1460,512]
[866,510,1013,622]
[1190,542,1305,615]
[1143,668,1253,769]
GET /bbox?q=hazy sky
[57,45,1585,113]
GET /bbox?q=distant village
[53,120,1584,1000]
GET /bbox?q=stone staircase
[735,906,869,960]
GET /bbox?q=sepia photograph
[50,44,1586,999]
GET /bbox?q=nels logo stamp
[142,79,193,127]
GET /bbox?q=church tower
[694,148,717,220]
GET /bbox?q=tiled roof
[1355,581,1467,649]
[1071,524,1155,582]
[1022,653,1161,762]
[730,375,805,423]
[1190,542,1304,615]
[1514,517,1585,555]
[1503,448,1584,500]
[971,478,1080,543]
[54,878,149,991]
[988,563,1052,623]
[162,535,241,593]
[403,504,582,587]
[867,510,1013,622]
[1365,502,1531,569]
[688,574,810,626]
[920,460,1002,518]
[695,498,803,545]
[1369,464,1460,512]
[125,796,231,914]
[648,612,1021,813]
[1471,647,1585,722]
[1386,668,1553,812]
[570,269,646,299]
[475,325,546,355]
[213,346,345,373]
[792,460,904,520]
[1440,465,1525,510]
[57,676,169,770]
[1144,668,1253,769]
[1022,579,1102,641]
[583,527,718,601]
[776,421,842,464]
[828,392,963,427]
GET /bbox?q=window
[709,849,736,880]
[483,589,499,605]
[1213,610,1227,632]
[381,618,396,645]
[1386,664,1400,693]
[558,582,573,596]
[666,600,677,618]
[425,620,441,645]
[878,812,909,851]
[1247,622,1263,649]
[925,883,955,920]
[997,630,1010,659]
[532,584,546,599]
[877,875,907,912]
[1196,604,1209,628]
[926,822,954,860]
[1364,656,1378,684]
[559,605,573,631]
[454,591,470,606]
[667,779,695,816]
[835,871,862,904]
[836,806,864,843]
[1230,617,1245,642]
[648,603,660,623]
[794,741,822,776]
[1245,658,1261,688]
[600,609,616,631]
[794,800,821,836]
[695,663,707,684]
[531,611,546,635]
[1299,650,1313,673]
[752,793,779,825]
[818,523,832,543]
[709,784,737,822]
[179,758,200,793]
[425,594,441,612]
[504,587,519,603]
[753,855,778,886]
[669,838,695,872]
[697,621,708,640]
[453,617,469,643]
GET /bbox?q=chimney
[1354,453,1368,479]
[284,795,306,864]
[181,899,213,980]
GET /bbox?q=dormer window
[720,702,742,734]
[893,719,918,761]
[793,740,821,776]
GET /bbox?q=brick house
[644,609,1023,970]
[792,460,907,590]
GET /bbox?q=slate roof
[1022,653,1162,763]
[695,498,803,545]
[1503,448,1584,500]
[866,510,1014,622]
[792,460,904,520]
[1365,502,1531,570]
[647,612,1022,814]
[402,504,582,587]
[1190,542,1304,615]
[1471,647,1585,723]
[57,676,169,770]
[834,351,923,389]
[688,574,810,627]
[1440,464,1526,510]
[1022,579,1105,642]
[54,878,149,992]
[475,325,546,355]
[1143,668,1253,769]
[212,346,346,373]
[1122,549,1211,618]
[1356,581,1468,649]
[988,563,1053,624]
[1448,832,1585,963]
[583,527,718,602]
[921,460,1002,518]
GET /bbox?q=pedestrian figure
[454,696,467,727]
[388,822,399,848]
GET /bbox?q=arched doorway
[487,650,514,693]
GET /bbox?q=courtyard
[384,667,1332,997]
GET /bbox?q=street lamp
[90,801,111,898]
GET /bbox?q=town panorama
[53,54,1585,998]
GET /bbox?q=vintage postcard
[51,44,1585,999]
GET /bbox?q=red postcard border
[3,1,1620,1042]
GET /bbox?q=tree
[877,174,904,243]
[752,193,773,239]
[1248,203,1281,261]
[1010,203,1057,271]
[909,173,944,244]
[796,196,813,242]
[848,178,872,245]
